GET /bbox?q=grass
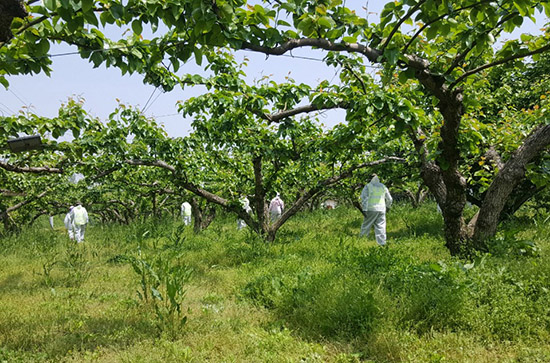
[0,202,549,362]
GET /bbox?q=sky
[0,2,546,138]
[1,45,347,138]
[1,2,384,138]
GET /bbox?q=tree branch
[272,156,406,230]
[0,161,63,174]
[402,0,494,54]
[408,126,446,206]
[451,43,550,88]
[262,102,345,123]
[472,124,550,243]
[444,12,516,76]
[124,159,176,173]
[122,158,258,228]
[242,38,382,63]
[1,190,48,217]
[343,63,367,95]
[380,0,426,52]
[0,188,26,196]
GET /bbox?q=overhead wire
[143,90,163,113]
[2,35,380,123]
[141,87,157,113]
[2,40,382,69]
[0,102,16,114]
[8,88,29,108]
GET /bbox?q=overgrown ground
[0,202,549,362]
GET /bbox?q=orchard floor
[1,203,549,362]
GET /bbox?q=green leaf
[132,20,143,35]
[398,70,410,84]
[426,24,439,40]
[297,17,314,36]
[100,11,114,26]
[84,10,98,26]
[194,48,203,66]
[384,48,399,65]
[110,4,124,20]
[36,39,50,55]
[325,28,343,39]
[317,16,335,28]
[342,36,357,43]
[513,15,524,27]
[0,76,9,89]
[81,0,93,12]
[44,0,56,11]
[90,51,103,67]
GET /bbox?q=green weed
[0,206,549,361]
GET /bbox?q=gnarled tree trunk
[189,197,216,234]
[0,0,27,43]
[472,124,550,248]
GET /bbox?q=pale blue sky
[0,2,545,138]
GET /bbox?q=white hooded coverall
[237,196,252,230]
[269,193,284,223]
[72,205,89,243]
[181,202,192,226]
[64,207,75,240]
[360,176,392,245]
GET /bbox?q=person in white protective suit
[237,195,252,230]
[359,174,393,246]
[64,206,75,240]
[181,201,192,226]
[72,202,89,243]
[269,192,284,223]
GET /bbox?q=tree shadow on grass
[1,313,159,360]
[0,273,25,293]
[389,214,444,239]
[339,219,362,237]
[275,229,307,244]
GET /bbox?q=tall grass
[0,202,549,362]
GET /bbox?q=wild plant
[37,253,59,288]
[60,243,93,287]
[487,228,540,257]
[127,249,193,338]
[34,243,94,287]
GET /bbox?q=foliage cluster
[2,0,550,256]
[241,207,550,344]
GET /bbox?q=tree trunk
[152,193,157,218]
[472,124,550,248]
[0,0,27,43]
[252,156,269,236]
[190,197,216,234]
[352,200,367,217]
[266,228,277,243]
[499,182,546,221]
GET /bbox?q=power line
[141,87,157,113]
[153,113,180,118]
[9,88,29,107]
[3,41,382,69]
[0,102,16,114]
[143,89,163,113]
